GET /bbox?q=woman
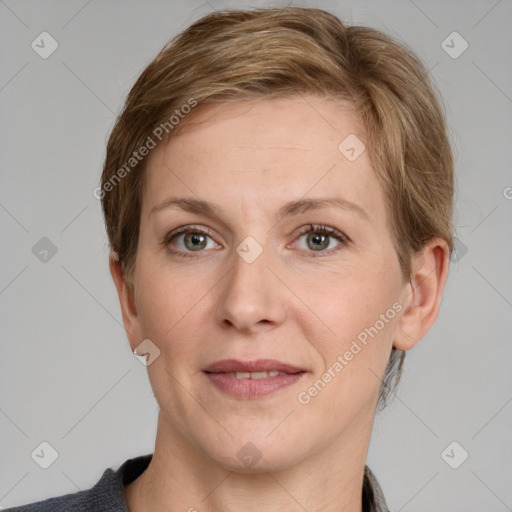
[6,6,453,511]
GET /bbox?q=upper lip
[203,359,306,374]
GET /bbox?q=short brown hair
[100,7,454,407]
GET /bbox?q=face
[121,95,411,472]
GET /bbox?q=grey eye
[306,233,331,251]
[183,232,208,251]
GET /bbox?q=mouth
[202,359,307,400]
[220,370,289,379]
[203,358,306,374]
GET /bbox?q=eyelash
[164,224,349,259]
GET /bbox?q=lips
[203,359,307,400]
[203,358,305,374]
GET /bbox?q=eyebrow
[150,196,369,222]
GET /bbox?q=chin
[202,432,308,474]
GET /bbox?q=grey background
[1,0,511,510]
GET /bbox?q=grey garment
[2,455,143,512]
[4,454,390,511]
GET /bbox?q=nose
[215,240,287,334]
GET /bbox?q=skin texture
[110,95,450,512]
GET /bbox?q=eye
[165,225,218,257]
[164,223,349,259]
[293,224,348,256]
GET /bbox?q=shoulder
[3,454,152,512]
[2,468,119,512]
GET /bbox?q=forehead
[164,95,364,158]
[141,95,384,223]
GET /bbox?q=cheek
[291,255,401,394]
[134,257,201,343]
[295,281,399,427]
[133,261,210,414]
[297,259,399,337]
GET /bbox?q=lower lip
[204,372,305,399]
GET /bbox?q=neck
[125,411,374,512]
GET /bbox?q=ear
[393,237,450,351]
[109,252,142,353]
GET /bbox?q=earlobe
[109,252,141,352]
[393,238,450,351]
